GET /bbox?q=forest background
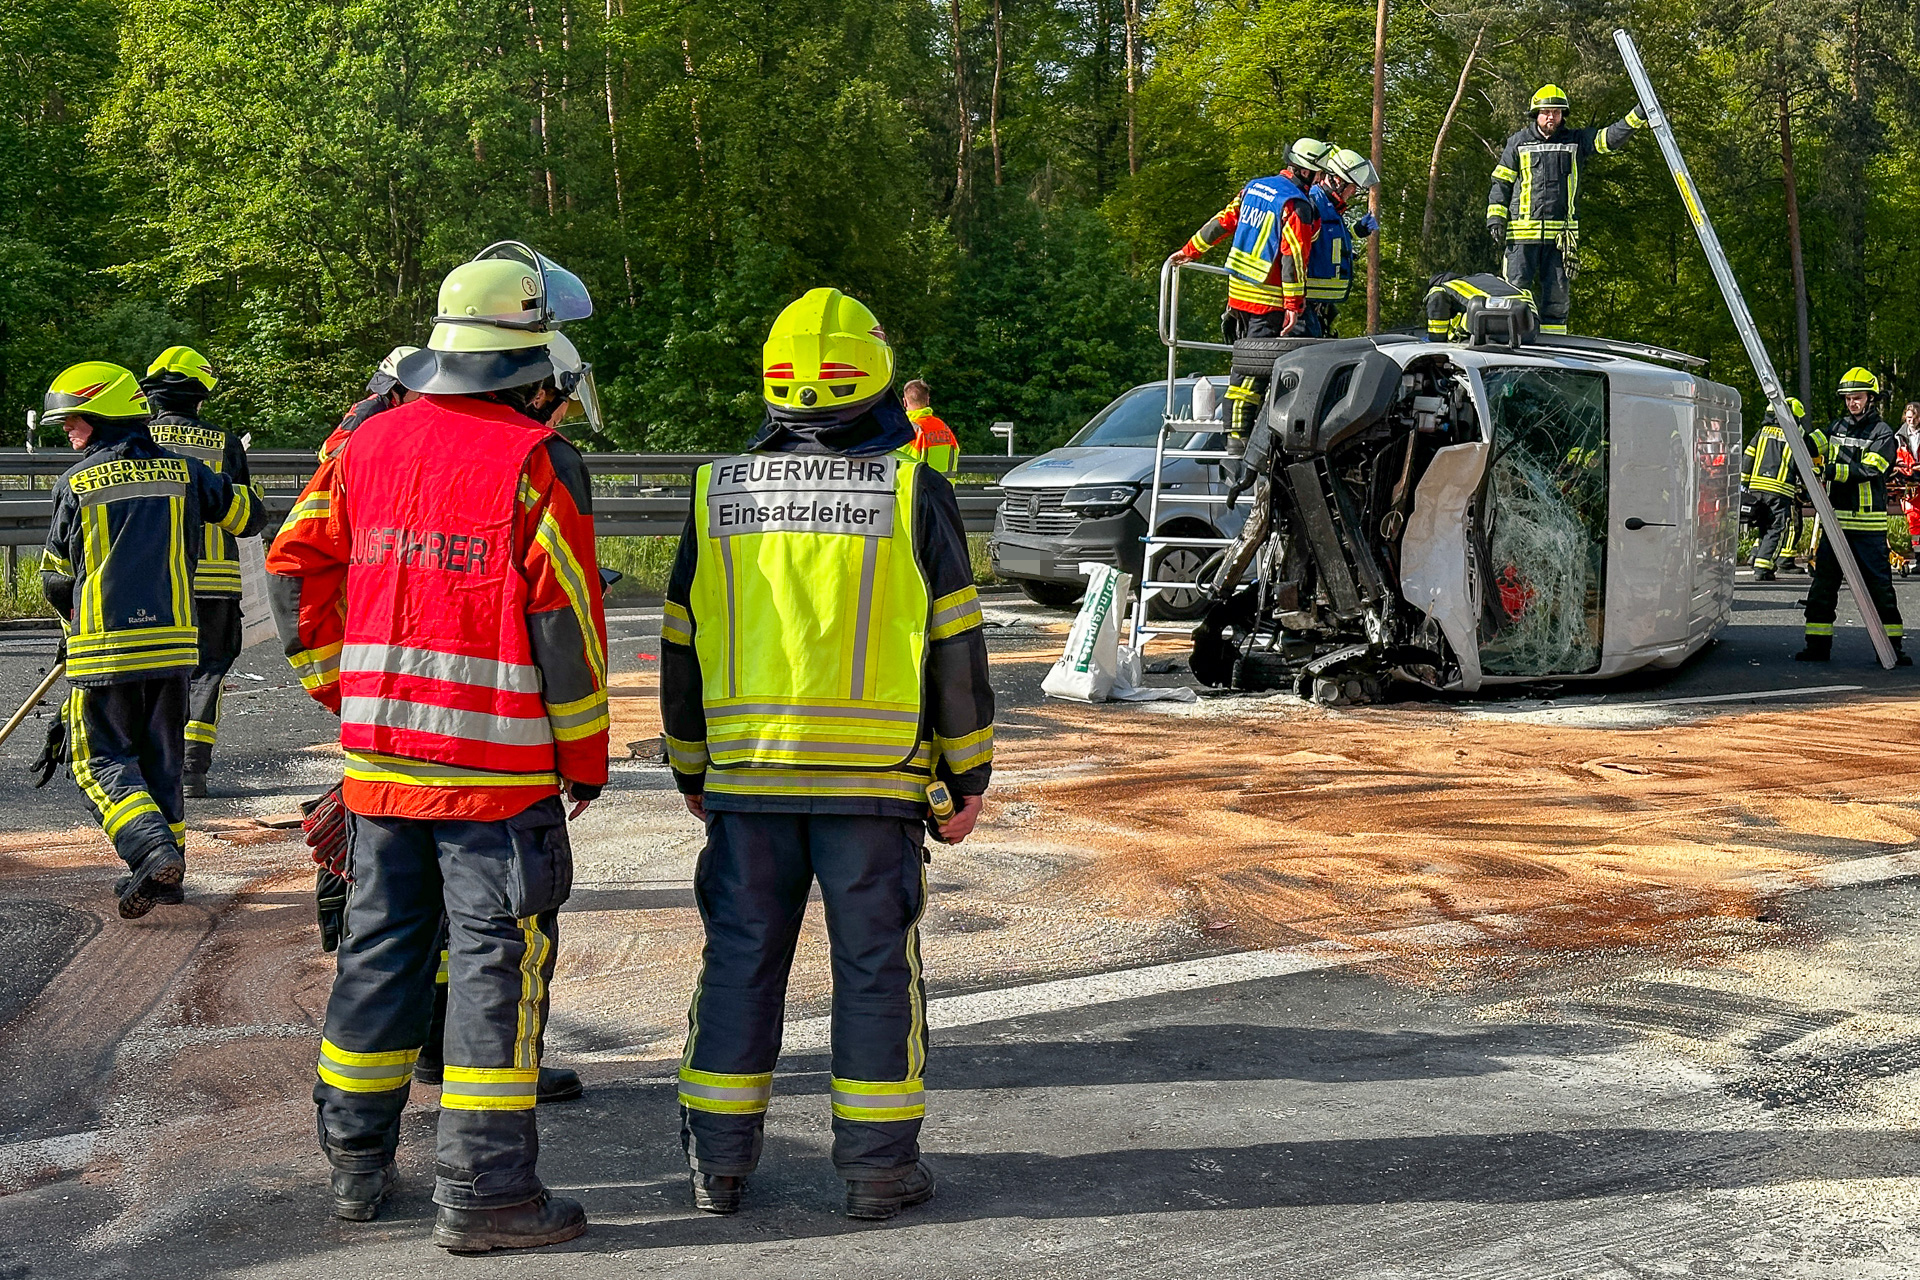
[3,0,1916,453]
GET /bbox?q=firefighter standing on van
[37,362,262,918]
[141,346,259,797]
[1798,368,1908,664]
[268,243,609,1251]
[1743,397,1804,581]
[660,287,994,1221]
[1487,85,1648,335]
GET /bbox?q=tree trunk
[991,0,1004,184]
[950,0,969,196]
[682,38,712,239]
[1366,0,1387,333]
[528,0,556,217]
[1123,0,1138,176]
[604,0,634,302]
[1780,86,1811,405]
[1421,26,1483,254]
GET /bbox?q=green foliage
[5,0,1920,453]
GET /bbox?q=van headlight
[1062,484,1142,517]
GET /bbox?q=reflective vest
[1743,423,1797,497]
[1304,186,1354,303]
[334,405,563,782]
[689,453,933,801]
[150,414,250,597]
[901,408,959,475]
[1225,173,1312,291]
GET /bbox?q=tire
[1147,541,1214,621]
[1229,336,1315,380]
[1017,579,1085,610]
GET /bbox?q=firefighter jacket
[266,394,610,821]
[901,407,960,475]
[1808,409,1898,533]
[660,399,994,819]
[1424,273,1533,341]
[1181,171,1319,315]
[42,425,263,687]
[318,389,405,463]
[1742,421,1799,498]
[1487,114,1641,241]
[1305,184,1355,304]
[148,410,258,599]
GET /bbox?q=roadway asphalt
[2,575,1920,1277]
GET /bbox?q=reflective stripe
[436,948,450,984]
[289,641,342,690]
[849,535,880,700]
[217,485,255,535]
[534,508,606,685]
[665,735,709,773]
[829,1077,926,1122]
[678,1067,773,1114]
[339,695,555,748]
[662,600,693,646]
[514,917,550,1069]
[1806,623,1834,636]
[343,750,559,788]
[1486,204,1509,220]
[42,549,72,575]
[101,791,162,838]
[317,1038,419,1093]
[937,725,994,773]
[340,642,543,694]
[1492,165,1517,182]
[929,586,982,640]
[546,690,609,741]
[288,492,331,523]
[704,765,932,802]
[184,719,218,745]
[708,701,921,723]
[441,1065,539,1111]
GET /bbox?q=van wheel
[1018,579,1085,610]
[1147,543,1213,620]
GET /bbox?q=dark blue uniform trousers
[313,796,572,1209]
[679,812,929,1177]
[67,675,188,865]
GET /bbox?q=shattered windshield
[1477,366,1610,676]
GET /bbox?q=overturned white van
[1187,332,1741,697]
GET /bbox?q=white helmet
[366,344,421,394]
[1325,148,1380,190]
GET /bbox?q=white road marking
[1624,684,1864,708]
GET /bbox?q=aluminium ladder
[1128,256,1239,653]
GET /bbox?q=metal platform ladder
[1128,256,1238,653]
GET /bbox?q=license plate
[997,555,1046,575]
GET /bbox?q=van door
[1605,379,1692,663]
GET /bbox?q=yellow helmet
[762,288,894,412]
[1764,396,1806,423]
[43,362,149,429]
[1837,366,1881,396]
[146,345,217,391]
[1530,84,1571,113]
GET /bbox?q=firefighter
[1743,397,1805,581]
[1423,272,1537,342]
[1487,85,1649,335]
[38,362,263,917]
[319,345,420,462]
[659,287,994,1221]
[1798,367,1907,664]
[268,243,609,1249]
[1171,137,1327,442]
[140,346,259,797]
[1304,147,1382,335]
[900,379,960,475]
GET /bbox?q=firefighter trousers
[1222,307,1297,438]
[1749,492,1794,571]
[184,597,242,775]
[680,812,929,1177]
[1806,529,1903,642]
[66,675,188,866]
[1504,242,1571,333]
[313,796,572,1210]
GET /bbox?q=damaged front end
[1190,337,1611,702]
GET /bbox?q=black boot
[844,1160,935,1220]
[432,1191,586,1254]
[113,873,184,906]
[1794,635,1832,662]
[118,844,186,919]
[1896,639,1913,667]
[331,1164,398,1221]
[691,1172,746,1214]
[182,770,208,799]
[1755,568,1776,582]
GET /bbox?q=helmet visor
[473,241,594,325]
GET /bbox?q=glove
[1353,212,1379,237]
[301,781,349,878]
[29,717,66,789]
[1488,220,1507,248]
[1627,107,1649,129]
[316,868,349,953]
[565,781,603,805]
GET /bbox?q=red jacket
[267,395,609,820]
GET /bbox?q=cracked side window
[1477,366,1610,676]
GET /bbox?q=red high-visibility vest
[335,398,560,779]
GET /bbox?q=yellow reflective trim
[216,484,255,535]
[185,720,218,745]
[101,791,161,837]
[514,916,551,1069]
[437,948,450,984]
[342,750,559,789]
[321,1039,420,1067]
[170,495,192,628]
[937,724,994,773]
[535,509,606,686]
[662,599,693,646]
